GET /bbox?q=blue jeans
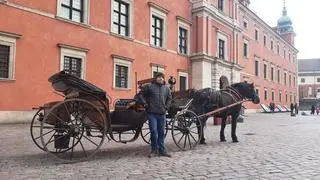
[148,113,166,153]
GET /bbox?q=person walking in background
[311,105,315,115]
[290,103,294,116]
[294,103,298,115]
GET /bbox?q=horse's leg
[231,113,239,143]
[220,116,227,142]
[198,117,207,144]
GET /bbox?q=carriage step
[110,124,132,128]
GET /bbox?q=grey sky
[250,0,319,59]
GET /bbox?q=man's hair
[154,72,165,78]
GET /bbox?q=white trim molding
[113,56,132,89]
[0,32,20,80]
[56,0,90,24]
[59,44,87,79]
[151,65,165,77]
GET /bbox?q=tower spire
[283,0,287,16]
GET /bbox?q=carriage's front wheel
[40,99,106,162]
[171,110,202,151]
[140,119,169,144]
[30,108,46,151]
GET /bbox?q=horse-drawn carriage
[30,71,203,162]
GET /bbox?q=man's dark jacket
[139,81,172,115]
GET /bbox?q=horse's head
[231,82,260,104]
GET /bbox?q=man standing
[139,72,172,158]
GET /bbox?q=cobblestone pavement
[1,113,320,179]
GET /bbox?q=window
[243,20,248,29]
[284,50,286,59]
[271,40,274,50]
[255,89,259,96]
[301,78,305,83]
[318,89,320,93]
[58,0,85,23]
[243,42,248,58]
[151,66,164,77]
[289,53,291,61]
[59,44,87,79]
[263,63,267,79]
[255,29,259,41]
[286,94,288,103]
[63,56,82,78]
[179,71,188,91]
[317,78,320,83]
[255,60,259,76]
[264,89,268,101]
[289,75,291,86]
[178,27,188,54]
[113,57,132,89]
[293,76,295,86]
[218,0,224,11]
[151,15,164,47]
[279,92,282,102]
[272,91,274,101]
[277,44,280,55]
[271,67,274,81]
[277,69,280,83]
[0,33,19,80]
[284,72,287,85]
[0,45,10,79]
[218,39,225,60]
[111,0,130,36]
[263,35,266,46]
[149,5,168,48]
[115,65,128,88]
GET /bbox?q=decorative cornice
[176,16,192,25]
[148,2,169,14]
[57,43,89,52]
[111,54,134,62]
[0,31,22,39]
[150,63,166,68]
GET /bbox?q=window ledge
[55,16,91,29]
[178,52,189,57]
[150,45,167,51]
[113,87,132,91]
[110,32,134,42]
[0,0,7,4]
[0,78,16,82]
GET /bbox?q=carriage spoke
[189,132,198,143]
[70,136,76,160]
[143,131,150,137]
[49,113,68,126]
[187,134,192,149]
[76,134,87,157]
[177,134,185,145]
[82,134,99,147]
[34,129,55,140]
[183,134,188,149]
[173,131,183,136]
[44,132,58,147]
[63,103,72,124]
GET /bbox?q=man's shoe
[148,150,158,158]
[159,151,171,158]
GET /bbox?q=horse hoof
[232,139,239,143]
[220,139,226,142]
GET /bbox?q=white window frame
[59,46,87,79]
[254,28,259,41]
[178,71,188,90]
[150,6,167,48]
[263,34,267,47]
[263,61,268,80]
[264,88,268,101]
[271,90,275,101]
[279,91,282,102]
[151,66,165,77]
[0,35,16,80]
[278,68,281,84]
[56,0,90,24]
[270,65,275,82]
[255,87,260,97]
[217,32,228,60]
[277,42,280,55]
[243,18,248,30]
[110,0,134,37]
[113,58,132,89]
[217,0,225,12]
[177,19,191,55]
[243,39,249,58]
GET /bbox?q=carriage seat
[48,71,107,100]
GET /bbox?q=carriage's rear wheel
[140,120,169,144]
[40,99,106,162]
[109,128,140,143]
[30,108,46,151]
[171,110,202,151]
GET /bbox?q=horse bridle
[221,86,243,103]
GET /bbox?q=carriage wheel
[30,108,46,151]
[40,99,106,162]
[109,128,140,143]
[171,110,202,151]
[140,120,169,144]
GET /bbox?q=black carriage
[30,71,203,162]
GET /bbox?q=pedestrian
[311,105,315,115]
[317,107,319,115]
[294,103,298,115]
[290,103,294,116]
[139,72,172,158]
